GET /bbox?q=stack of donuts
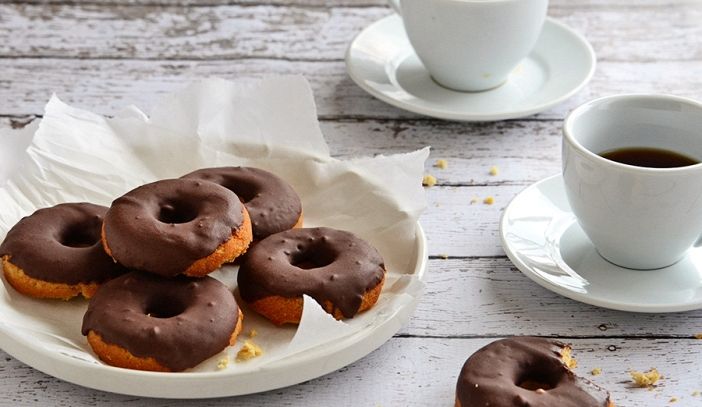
[0,167,387,372]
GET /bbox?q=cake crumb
[561,346,577,369]
[216,357,229,370]
[248,329,258,338]
[670,397,678,403]
[489,166,499,176]
[692,391,700,397]
[483,196,495,205]
[630,368,661,387]
[470,197,479,205]
[434,159,448,169]
[236,340,263,362]
[438,254,449,259]
[694,333,702,339]
[422,174,437,187]
[591,368,602,376]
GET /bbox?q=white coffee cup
[388,0,548,92]
[563,94,702,270]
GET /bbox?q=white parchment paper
[0,76,428,373]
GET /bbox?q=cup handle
[387,0,401,15]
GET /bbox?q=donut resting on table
[455,337,614,407]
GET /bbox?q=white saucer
[345,15,596,121]
[500,175,702,313]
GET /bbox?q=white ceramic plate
[500,175,702,313]
[346,15,596,121]
[0,224,426,398]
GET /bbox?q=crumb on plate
[236,340,264,362]
[216,357,229,370]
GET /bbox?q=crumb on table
[236,340,264,362]
[422,174,437,187]
[694,333,702,339]
[248,329,258,338]
[630,368,661,387]
[591,367,602,376]
[434,159,448,169]
[489,165,499,176]
[670,397,678,403]
[438,254,449,259]
[483,196,495,205]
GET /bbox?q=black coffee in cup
[599,147,699,168]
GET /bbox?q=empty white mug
[388,0,548,92]
[563,94,702,269]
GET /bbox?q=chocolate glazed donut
[456,337,614,407]
[102,178,253,277]
[82,271,242,372]
[181,167,303,240]
[0,203,126,299]
[238,227,386,324]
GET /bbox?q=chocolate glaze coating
[456,337,611,407]
[238,227,385,318]
[0,203,125,284]
[182,167,302,240]
[82,271,240,372]
[103,178,245,277]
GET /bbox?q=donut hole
[222,180,259,204]
[60,224,100,248]
[516,369,560,392]
[157,200,198,224]
[145,297,187,319]
[290,247,336,270]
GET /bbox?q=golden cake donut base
[86,308,244,372]
[101,207,253,278]
[247,274,385,325]
[2,256,99,300]
[292,212,304,230]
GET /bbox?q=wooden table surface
[1,0,702,405]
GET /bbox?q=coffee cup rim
[563,93,702,173]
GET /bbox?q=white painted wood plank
[1,58,701,120]
[1,3,700,62]
[3,0,699,6]
[0,0,698,6]
[0,338,700,406]
[421,185,521,257]
[402,258,702,337]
